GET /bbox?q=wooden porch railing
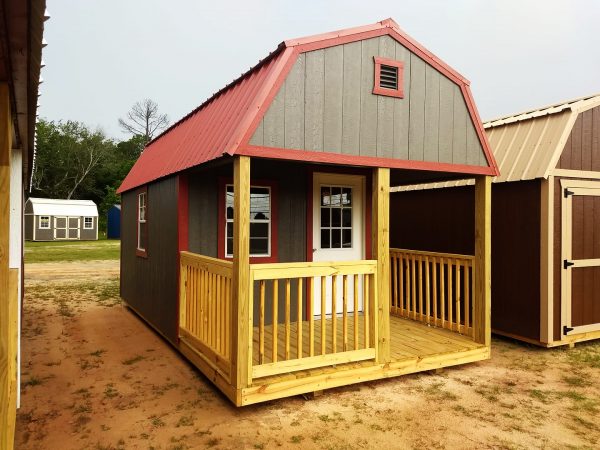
[179,251,233,379]
[248,261,378,380]
[390,248,474,337]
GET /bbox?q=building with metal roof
[118,18,498,406]
[391,93,600,348]
[24,198,99,241]
[1,0,47,446]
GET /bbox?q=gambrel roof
[485,93,600,183]
[26,198,99,217]
[118,19,498,194]
[393,93,600,191]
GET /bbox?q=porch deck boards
[252,315,479,366]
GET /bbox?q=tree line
[31,99,169,234]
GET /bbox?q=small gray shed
[25,198,99,241]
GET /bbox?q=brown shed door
[561,181,600,337]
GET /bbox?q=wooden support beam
[474,175,491,346]
[372,167,390,363]
[0,83,16,450]
[231,156,251,389]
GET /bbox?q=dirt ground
[15,260,600,450]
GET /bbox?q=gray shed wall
[120,177,179,343]
[26,215,98,241]
[250,36,486,166]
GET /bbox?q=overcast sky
[39,0,600,140]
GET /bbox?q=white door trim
[312,172,366,316]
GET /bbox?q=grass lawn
[25,239,120,263]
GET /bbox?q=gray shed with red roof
[118,18,498,406]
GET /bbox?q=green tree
[31,119,115,199]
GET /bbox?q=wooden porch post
[231,156,251,394]
[0,82,16,450]
[474,175,491,346]
[373,168,390,363]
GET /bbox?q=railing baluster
[364,274,370,349]
[321,276,326,356]
[448,260,453,331]
[418,256,423,321]
[297,278,303,359]
[309,277,314,357]
[456,260,461,333]
[465,261,470,336]
[425,256,430,324]
[343,275,348,352]
[272,279,278,363]
[440,258,445,329]
[216,275,221,354]
[213,273,217,346]
[392,255,398,313]
[433,259,438,326]
[285,278,291,360]
[411,255,417,320]
[332,275,337,354]
[259,280,265,365]
[353,274,359,351]
[405,254,410,318]
[399,255,404,315]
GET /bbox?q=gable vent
[379,64,398,90]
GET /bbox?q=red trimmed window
[373,56,404,98]
[218,180,278,263]
[136,188,148,257]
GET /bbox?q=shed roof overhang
[0,0,46,187]
[118,18,498,194]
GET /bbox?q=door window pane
[331,229,341,248]
[321,229,330,249]
[319,185,353,250]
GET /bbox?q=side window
[40,216,50,229]
[83,217,93,229]
[225,185,271,257]
[137,191,148,254]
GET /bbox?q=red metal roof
[118,19,498,193]
[118,47,293,193]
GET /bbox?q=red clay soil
[15,261,600,450]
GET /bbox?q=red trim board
[238,145,497,176]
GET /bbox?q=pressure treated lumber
[232,156,251,389]
[373,167,390,362]
[474,175,491,346]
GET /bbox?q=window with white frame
[137,192,147,252]
[83,217,93,229]
[39,216,50,229]
[225,185,271,257]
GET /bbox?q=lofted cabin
[117,18,498,406]
[392,94,600,348]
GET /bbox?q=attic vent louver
[379,64,398,90]
[373,57,404,98]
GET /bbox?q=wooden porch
[176,156,491,406]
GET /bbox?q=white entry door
[312,173,365,315]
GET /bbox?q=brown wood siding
[558,105,600,171]
[491,181,541,341]
[390,186,474,255]
[391,180,541,341]
[250,36,487,166]
[120,177,179,343]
